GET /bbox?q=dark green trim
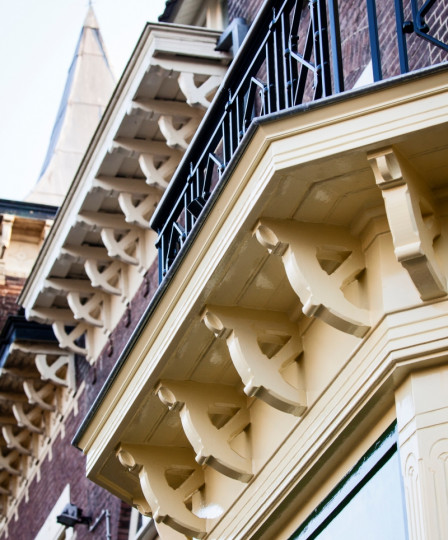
[289,422,398,539]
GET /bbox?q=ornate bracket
[35,354,76,390]
[67,292,105,328]
[52,321,88,356]
[117,444,206,538]
[2,427,33,456]
[84,259,123,296]
[157,380,252,482]
[368,147,446,300]
[139,153,180,190]
[23,381,56,412]
[12,404,45,435]
[254,219,370,337]
[202,306,306,415]
[178,73,222,109]
[0,451,21,477]
[158,116,200,150]
[101,228,140,265]
[118,192,161,230]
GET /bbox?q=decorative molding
[117,444,206,538]
[35,354,76,390]
[157,380,252,482]
[202,306,306,415]
[254,219,370,337]
[368,146,446,301]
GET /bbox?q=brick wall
[0,277,25,330]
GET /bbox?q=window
[290,423,408,540]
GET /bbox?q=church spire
[27,6,115,206]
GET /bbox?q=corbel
[202,306,306,415]
[52,321,88,356]
[117,445,206,538]
[84,259,123,296]
[158,116,200,150]
[2,427,33,457]
[0,451,22,477]
[368,146,446,300]
[254,219,370,337]
[61,244,110,264]
[35,353,76,391]
[0,214,14,258]
[112,137,179,159]
[178,72,222,109]
[118,190,162,230]
[132,97,203,119]
[43,278,94,295]
[67,291,105,328]
[139,153,180,189]
[157,380,252,482]
[23,381,56,412]
[77,211,132,233]
[12,404,45,435]
[101,228,140,265]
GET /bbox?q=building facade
[2,0,448,538]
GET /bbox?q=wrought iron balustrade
[151,0,448,282]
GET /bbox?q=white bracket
[368,146,446,300]
[158,116,200,150]
[67,292,105,328]
[12,404,45,435]
[85,259,123,296]
[2,426,33,456]
[52,321,88,356]
[254,219,370,337]
[35,353,76,391]
[178,73,222,109]
[117,444,206,538]
[101,228,140,265]
[157,380,252,482]
[117,192,161,230]
[202,306,306,415]
[0,451,21,477]
[23,381,56,412]
[139,153,180,190]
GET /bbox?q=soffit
[77,70,448,508]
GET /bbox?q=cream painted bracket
[117,444,206,538]
[157,380,252,482]
[202,306,306,415]
[254,219,370,337]
[368,146,446,300]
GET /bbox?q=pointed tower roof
[27,7,115,206]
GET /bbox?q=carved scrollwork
[254,219,370,337]
[23,381,56,412]
[12,404,45,435]
[52,321,88,356]
[117,444,206,538]
[2,427,33,457]
[178,72,222,109]
[157,380,252,482]
[84,259,123,296]
[67,292,105,328]
[158,116,201,150]
[368,146,446,301]
[101,228,140,265]
[35,353,76,391]
[117,192,161,230]
[202,306,306,415]
[139,153,180,190]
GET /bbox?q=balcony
[23,0,448,538]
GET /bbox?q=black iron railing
[151,0,448,282]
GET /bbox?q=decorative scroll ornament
[139,153,180,189]
[368,146,446,300]
[101,228,140,265]
[67,292,105,328]
[117,444,206,538]
[157,380,252,482]
[202,306,306,415]
[178,73,222,109]
[2,427,33,456]
[23,381,56,412]
[52,321,88,356]
[0,451,21,477]
[254,219,370,337]
[118,191,161,230]
[12,404,44,435]
[158,116,201,150]
[35,353,76,391]
[84,259,123,296]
